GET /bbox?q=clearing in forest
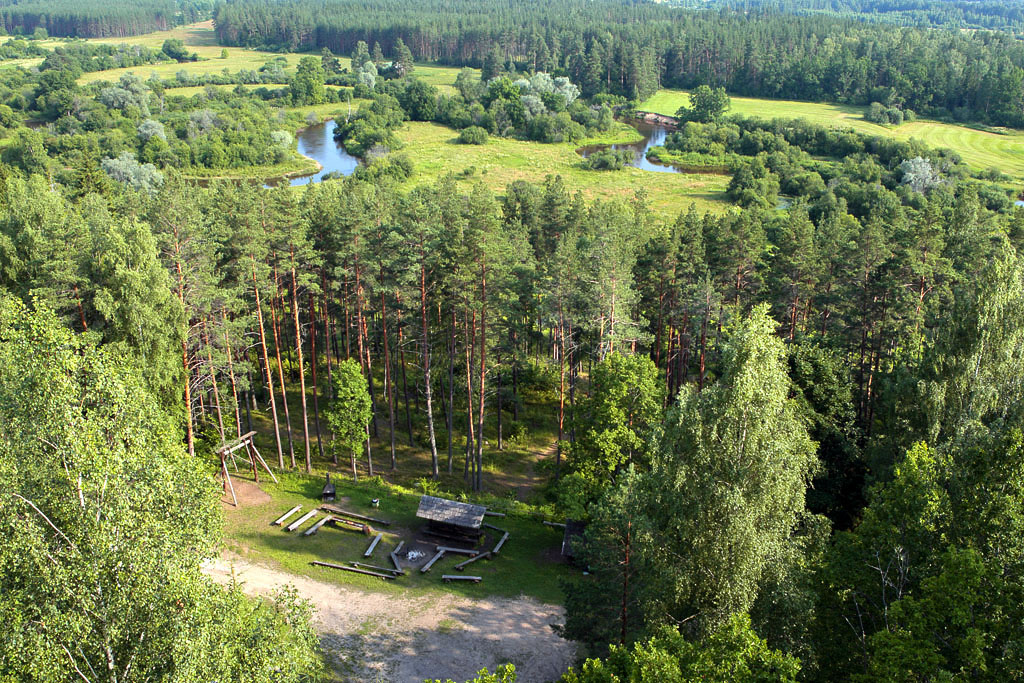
[206,555,575,683]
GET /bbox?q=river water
[288,119,359,186]
[285,117,680,185]
[576,120,682,173]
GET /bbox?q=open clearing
[64,21,465,95]
[640,89,1024,178]
[396,120,730,217]
[206,555,575,683]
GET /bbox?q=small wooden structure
[561,519,586,562]
[273,505,302,526]
[416,495,486,540]
[321,473,336,502]
[443,574,481,583]
[217,431,277,506]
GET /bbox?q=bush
[865,101,906,126]
[458,125,489,144]
[581,148,633,171]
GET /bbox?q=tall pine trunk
[251,259,284,466]
[420,257,439,477]
[290,256,312,472]
[309,294,325,463]
[271,261,296,466]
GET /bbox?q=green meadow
[640,89,1024,178]
[394,121,730,218]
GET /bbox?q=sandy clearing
[204,555,576,683]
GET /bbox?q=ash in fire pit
[406,550,426,561]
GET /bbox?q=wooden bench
[443,575,481,583]
[285,509,318,532]
[272,505,301,526]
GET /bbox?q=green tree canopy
[561,616,800,683]
[325,358,373,478]
[676,85,731,123]
[0,296,322,682]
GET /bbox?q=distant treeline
[0,0,212,38]
[214,0,1024,127]
[684,0,1024,33]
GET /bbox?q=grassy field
[219,468,573,604]
[64,21,467,95]
[640,89,1024,178]
[394,121,730,217]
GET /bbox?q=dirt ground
[204,555,577,683]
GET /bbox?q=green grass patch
[394,120,729,218]
[640,88,1024,178]
[219,467,572,605]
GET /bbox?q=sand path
[204,555,576,683]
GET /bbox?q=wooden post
[221,456,237,507]
[246,442,259,484]
[250,443,279,483]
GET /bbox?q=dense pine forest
[2,1,1024,681]
[215,0,1024,126]
[0,0,210,38]
[685,0,1024,32]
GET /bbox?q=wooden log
[483,511,506,517]
[364,532,384,557]
[543,521,567,528]
[273,505,302,526]
[436,545,479,556]
[492,531,510,554]
[286,509,318,532]
[421,549,445,573]
[303,515,333,536]
[390,540,405,571]
[351,561,403,575]
[454,551,491,571]
[320,504,391,526]
[311,561,395,580]
[216,431,259,456]
[443,574,482,583]
[483,523,506,532]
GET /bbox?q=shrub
[581,148,633,171]
[458,125,489,144]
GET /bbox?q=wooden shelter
[416,495,486,540]
[216,431,277,506]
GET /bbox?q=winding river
[287,119,360,185]
[284,118,681,185]
[576,119,683,173]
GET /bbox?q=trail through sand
[205,556,576,683]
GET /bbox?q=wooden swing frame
[216,430,278,506]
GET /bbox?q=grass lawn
[218,463,573,605]
[640,89,1024,178]
[393,120,730,218]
